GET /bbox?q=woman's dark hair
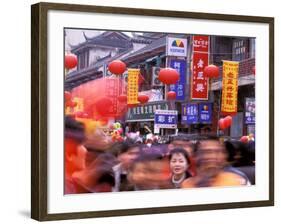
[168,148,191,165]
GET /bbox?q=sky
[65,29,134,51]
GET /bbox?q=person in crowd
[64,116,88,194]
[224,140,255,184]
[181,135,249,188]
[72,152,117,193]
[169,148,192,188]
[112,142,141,192]
[168,135,196,176]
[128,152,172,190]
[83,127,114,167]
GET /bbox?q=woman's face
[170,153,188,176]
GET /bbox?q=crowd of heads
[64,116,255,194]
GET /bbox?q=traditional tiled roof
[122,36,166,63]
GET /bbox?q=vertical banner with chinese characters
[105,78,120,116]
[127,69,139,105]
[221,61,239,114]
[169,59,187,101]
[191,35,209,100]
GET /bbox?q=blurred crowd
[64,116,255,194]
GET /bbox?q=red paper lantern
[64,91,72,101]
[95,97,113,116]
[158,68,180,85]
[204,64,219,78]
[117,95,127,103]
[138,95,149,104]
[240,136,249,143]
[252,66,255,75]
[218,118,227,130]
[167,91,176,100]
[108,60,127,75]
[65,53,78,69]
[224,115,232,127]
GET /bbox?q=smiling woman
[169,148,192,188]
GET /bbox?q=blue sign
[154,110,178,129]
[199,103,212,123]
[245,98,255,124]
[186,104,198,124]
[169,59,186,101]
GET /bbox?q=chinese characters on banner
[127,69,140,105]
[191,35,209,100]
[105,78,121,115]
[169,59,187,101]
[221,61,239,114]
[193,35,209,52]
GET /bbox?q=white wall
[0,0,280,223]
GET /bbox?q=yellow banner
[127,69,139,105]
[65,97,84,115]
[221,61,239,114]
[73,97,84,112]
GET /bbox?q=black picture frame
[31,2,274,221]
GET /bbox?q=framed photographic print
[31,2,274,221]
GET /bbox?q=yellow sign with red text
[221,61,239,114]
[127,69,139,105]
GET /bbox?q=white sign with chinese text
[154,109,178,129]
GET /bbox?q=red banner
[193,35,209,53]
[191,52,209,100]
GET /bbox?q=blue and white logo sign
[199,103,212,123]
[154,110,178,129]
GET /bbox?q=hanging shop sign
[166,37,188,57]
[193,35,209,53]
[127,69,139,105]
[191,52,209,100]
[105,78,122,115]
[169,59,187,101]
[198,102,212,124]
[245,97,255,124]
[191,35,209,100]
[154,109,178,129]
[221,61,239,114]
[185,103,199,124]
[126,101,169,122]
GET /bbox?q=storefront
[126,101,169,135]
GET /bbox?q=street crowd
[65,116,255,194]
